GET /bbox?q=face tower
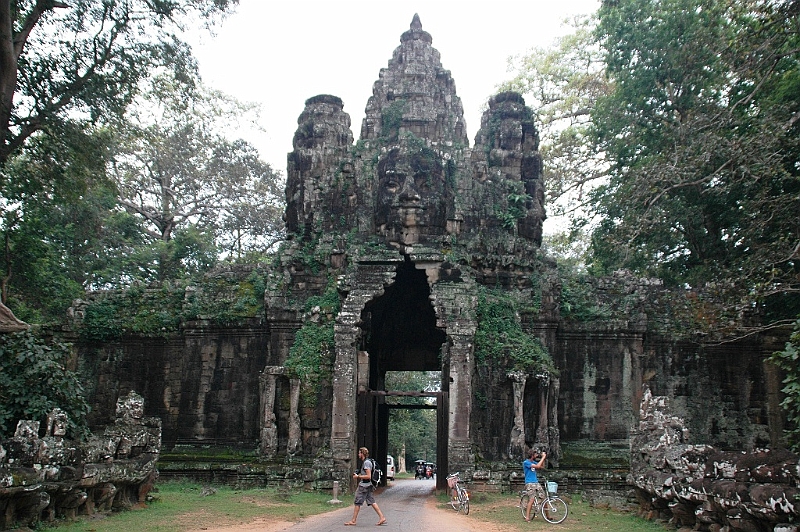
[269,14,551,485]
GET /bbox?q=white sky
[188,0,599,177]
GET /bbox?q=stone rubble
[0,392,160,529]
[630,386,799,531]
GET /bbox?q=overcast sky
[188,0,600,176]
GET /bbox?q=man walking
[344,447,387,526]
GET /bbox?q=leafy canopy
[475,287,553,374]
[0,0,238,165]
[589,0,800,332]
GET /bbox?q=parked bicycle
[518,480,568,524]
[446,472,470,515]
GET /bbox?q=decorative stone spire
[400,13,432,45]
[360,14,468,145]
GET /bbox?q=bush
[0,330,90,439]
[771,318,800,451]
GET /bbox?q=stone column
[258,366,284,458]
[535,372,551,449]
[287,377,302,456]
[508,371,527,459]
[547,376,561,466]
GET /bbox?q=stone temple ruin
[3,13,795,531]
[276,13,551,480]
[0,392,160,529]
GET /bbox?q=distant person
[523,448,547,522]
[344,447,387,526]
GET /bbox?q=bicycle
[446,472,470,515]
[518,481,568,524]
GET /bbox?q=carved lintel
[262,365,286,376]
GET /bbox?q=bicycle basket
[447,476,458,489]
[547,481,558,494]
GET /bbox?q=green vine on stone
[381,99,406,141]
[285,279,341,405]
[770,318,800,452]
[474,286,554,374]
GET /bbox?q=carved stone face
[116,392,145,421]
[376,147,446,244]
[47,408,69,437]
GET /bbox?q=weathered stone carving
[287,377,302,456]
[0,392,160,529]
[630,386,799,531]
[273,13,552,482]
[258,366,283,458]
[0,301,28,333]
[508,371,527,459]
[55,12,786,498]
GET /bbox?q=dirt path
[186,480,508,532]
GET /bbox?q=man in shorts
[344,447,387,526]
[523,448,547,521]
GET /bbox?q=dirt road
[189,478,506,532]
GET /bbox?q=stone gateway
[57,14,789,528]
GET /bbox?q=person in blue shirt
[522,449,547,521]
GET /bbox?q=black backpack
[367,458,382,488]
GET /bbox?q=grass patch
[438,491,672,532]
[42,480,338,532]
[41,480,672,532]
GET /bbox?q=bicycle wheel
[449,489,458,511]
[519,493,531,519]
[459,488,470,515]
[541,496,568,524]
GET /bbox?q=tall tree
[590,0,800,332]
[0,0,238,319]
[111,78,284,280]
[501,15,610,228]
[0,125,129,320]
[0,0,237,165]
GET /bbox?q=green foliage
[559,268,612,322]
[498,191,532,230]
[380,99,407,140]
[0,331,90,439]
[293,238,327,275]
[0,0,237,165]
[0,126,130,322]
[474,287,553,373]
[303,281,341,314]
[80,284,185,341]
[285,280,340,403]
[285,322,335,383]
[184,267,270,325]
[389,407,437,464]
[81,298,125,342]
[79,266,270,340]
[771,319,800,451]
[385,370,441,463]
[113,76,284,280]
[590,0,800,329]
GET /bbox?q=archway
[356,258,449,488]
